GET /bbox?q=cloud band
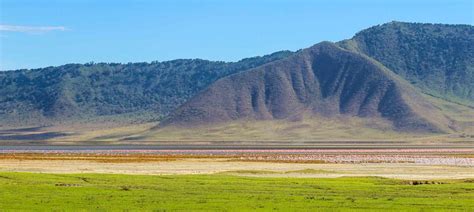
[0,25,67,33]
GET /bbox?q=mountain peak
[162,41,451,133]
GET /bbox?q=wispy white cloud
[0,24,67,34]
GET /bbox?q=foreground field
[1,147,472,210]
[1,172,473,211]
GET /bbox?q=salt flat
[0,158,473,180]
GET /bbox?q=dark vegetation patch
[55,183,82,187]
[120,135,147,141]
[0,132,70,141]
[120,186,131,191]
[405,180,445,185]
[0,175,13,180]
[0,127,45,133]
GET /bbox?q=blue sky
[0,0,473,70]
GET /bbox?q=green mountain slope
[338,21,474,106]
[0,51,293,127]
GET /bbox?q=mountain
[161,42,452,133]
[1,21,473,141]
[0,51,293,127]
[338,21,474,106]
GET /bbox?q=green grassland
[0,172,473,211]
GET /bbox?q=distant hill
[338,21,474,106]
[0,51,293,126]
[161,42,452,133]
[1,21,473,139]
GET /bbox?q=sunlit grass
[145,116,434,142]
[0,172,473,211]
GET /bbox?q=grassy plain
[3,114,473,144]
[0,172,473,211]
[9,117,470,144]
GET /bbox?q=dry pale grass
[143,115,436,142]
[78,96,473,143]
[2,98,472,143]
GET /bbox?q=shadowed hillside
[162,42,452,133]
